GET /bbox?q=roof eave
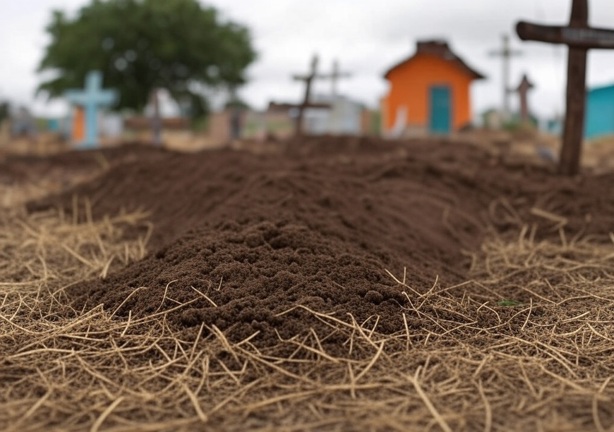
[383,53,486,81]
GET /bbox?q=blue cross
[65,70,118,149]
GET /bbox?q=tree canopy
[38,0,257,117]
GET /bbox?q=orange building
[382,40,485,136]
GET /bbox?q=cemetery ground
[1,134,614,431]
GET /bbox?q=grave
[517,0,614,175]
[291,55,331,136]
[304,93,364,136]
[319,60,353,134]
[324,59,351,98]
[64,71,118,149]
[488,34,522,120]
[10,107,37,139]
[515,74,534,124]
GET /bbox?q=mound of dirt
[0,143,170,186]
[26,137,614,346]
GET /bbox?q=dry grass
[2,198,614,431]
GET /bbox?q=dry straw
[1,199,614,431]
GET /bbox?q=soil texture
[25,137,614,347]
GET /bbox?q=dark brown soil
[24,137,614,348]
[0,142,170,187]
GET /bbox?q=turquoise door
[429,86,452,134]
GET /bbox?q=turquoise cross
[65,71,118,149]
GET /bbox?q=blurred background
[1,0,614,161]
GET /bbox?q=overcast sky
[3,0,614,120]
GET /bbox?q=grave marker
[488,35,522,120]
[150,88,162,146]
[515,74,534,124]
[324,59,351,98]
[65,71,117,149]
[516,0,614,175]
[291,55,330,136]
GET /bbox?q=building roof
[384,40,486,81]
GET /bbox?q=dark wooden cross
[517,0,614,175]
[292,55,330,136]
[516,74,534,124]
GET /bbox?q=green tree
[38,0,256,118]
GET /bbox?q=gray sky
[2,0,614,120]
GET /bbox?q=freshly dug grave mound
[0,143,173,205]
[28,137,614,346]
[0,142,170,185]
[27,137,614,249]
[72,217,415,347]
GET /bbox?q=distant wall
[586,86,614,139]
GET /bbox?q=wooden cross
[292,55,330,136]
[488,35,522,120]
[325,59,351,98]
[517,0,614,175]
[516,74,534,124]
